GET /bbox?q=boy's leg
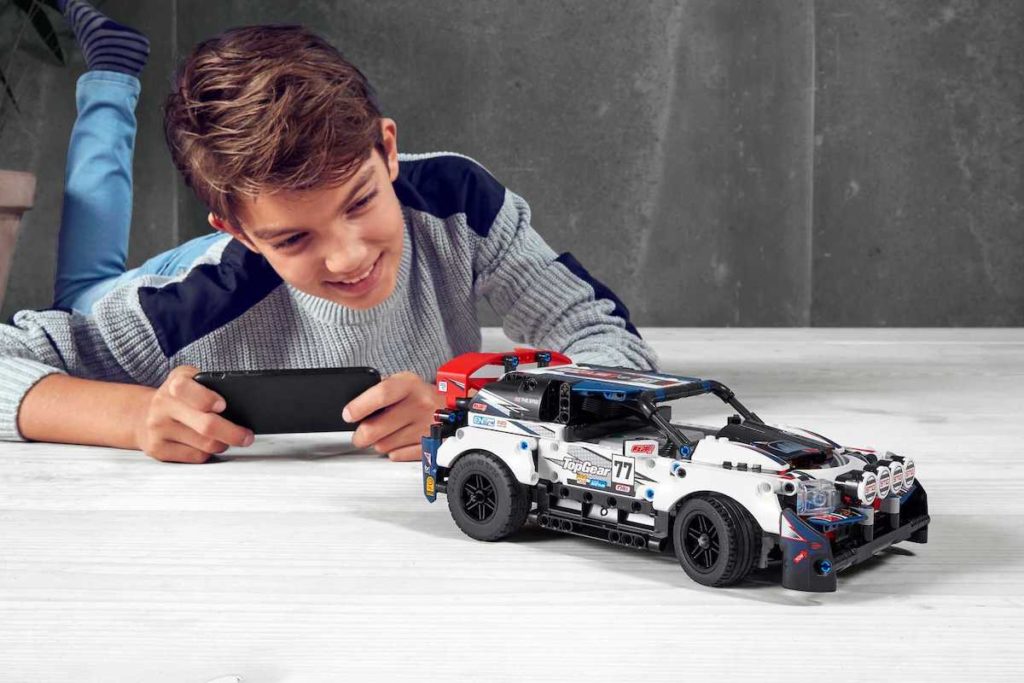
[64,232,230,311]
[52,0,150,313]
[53,71,141,312]
[136,232,232,276]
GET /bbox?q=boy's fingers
[372,421,430,455]
[352,409,413,449]
[388,445,423,462]
[167,368,226,413]
[169,402,253,448]
[343,374,414,422]
[165,423,229,455]
[147,441,212,464]
[351,382,442,448]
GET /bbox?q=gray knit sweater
[0,152,658,442]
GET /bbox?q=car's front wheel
[673,494,758,587]
[446,451,530,541]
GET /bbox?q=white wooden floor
[1,329,1022,682]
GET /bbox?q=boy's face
[209,119,405,310]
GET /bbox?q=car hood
[716,420,836,462]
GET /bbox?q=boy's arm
[17,374,152,448]
[0,306,140,442]
[473,189,660,371]
[0,303,251,459]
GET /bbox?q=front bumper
[421,429,442,503]
[781,482,930,592]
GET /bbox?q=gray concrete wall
[2,0,1021,326]
[813,0,1024,325]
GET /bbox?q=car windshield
[572,403,690,454]
[559,372,761,453]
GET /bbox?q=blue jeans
[54,71,225,314]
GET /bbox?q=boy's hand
[134,365,254,464]
[343,372,445,462]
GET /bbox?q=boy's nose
[323,245,371,278]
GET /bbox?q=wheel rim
[460,473,497,523]
[683,512,721,572]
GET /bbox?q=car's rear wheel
[673,494,758,587]
[447,451,530,541]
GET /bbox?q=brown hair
[163,25,384,228]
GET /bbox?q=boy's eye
[273,233,306,250]
[349,190,377,213]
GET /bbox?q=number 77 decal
[616,439,659,496]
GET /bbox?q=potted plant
[0,0,64,309]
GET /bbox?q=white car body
[425,358,928,592]
[438,407,877,536]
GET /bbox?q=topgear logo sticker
[562,454,611,489]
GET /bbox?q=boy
[0,4,658,463]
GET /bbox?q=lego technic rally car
[421,349,929,592]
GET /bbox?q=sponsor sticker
[562,453,611,490]
[471,402,487,411]
[578,475,609,489]
[808,508,865,525]
[425,475,435,496]
[563,456,610,477]
[629,442,657,456]
[437,381,448,392]
[472,415,496,427]
[814,513,846,523]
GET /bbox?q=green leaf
[12,0,66,66]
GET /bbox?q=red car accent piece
[435,347,572,409]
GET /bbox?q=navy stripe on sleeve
[138,240,282,357]
[555,252,642,339]
[393,155,506,237]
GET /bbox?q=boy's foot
[58,0,150,77]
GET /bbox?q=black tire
[446,451,530,541]
[672,494,758,587]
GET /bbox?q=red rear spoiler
[435,347,572,409]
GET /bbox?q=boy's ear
[381,118,399,182]
[208,212,260,253]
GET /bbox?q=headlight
[882,459,905,494]
[796,480,839,516]
[836,469,878,505]
[888,454,916,489]
[864,463,892,498]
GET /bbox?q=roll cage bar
[434,350,764,455]
[608,379,764,453]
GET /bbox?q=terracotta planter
[0,170,36,311]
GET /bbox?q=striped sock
[59,0,150,77]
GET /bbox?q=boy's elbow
[561,333,660,372]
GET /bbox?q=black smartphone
[194,367,381,434]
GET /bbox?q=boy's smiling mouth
[324,253,384,297]
[332,257,378,284]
